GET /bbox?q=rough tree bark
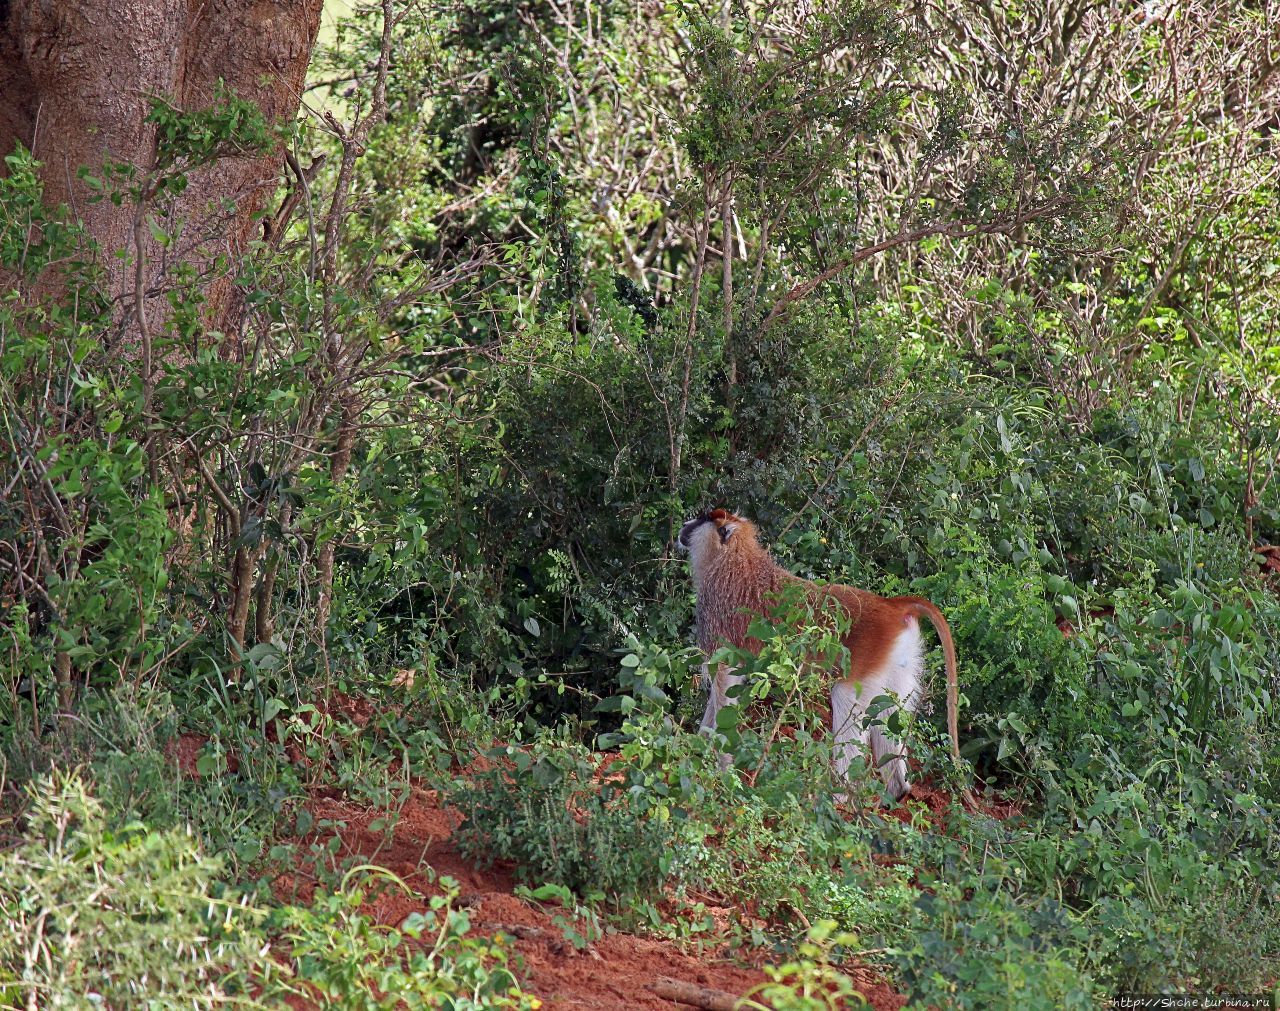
[0,0,324,332]
[0,0,325,675]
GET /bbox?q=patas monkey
[677,508,975,806]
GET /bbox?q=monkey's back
[815,583,922,685]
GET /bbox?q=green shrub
[894,887,1096,1010]
[600,637,947,937]
[450,740,676,908]
[0,770,267,1009]
[910,549,1101,776]
[2,684,301,872]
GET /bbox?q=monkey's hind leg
[871,722,911,802]
[832,671,916,804]
[869,628,925,803]
[830,679,871,805]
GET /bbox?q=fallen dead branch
[651,976,744,1010]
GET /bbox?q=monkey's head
[677,508,753,570]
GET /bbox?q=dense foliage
[2,1,1278,1007]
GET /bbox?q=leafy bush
[2,683,302,873]
[0,771,267,1009]
[600,639,949,936]
[894,887,1095,1010]
[0,148,171,719]
[450,740,676,908]
[5,3,1280,1004]
[0,770,541,1010]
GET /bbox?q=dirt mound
[278,784,906,1010]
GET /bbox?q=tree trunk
[0,0,324,334]
[313,391,357,656]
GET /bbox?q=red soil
[166,730,239,774]
[167,731,208,775]
[174,690,1022,1010]
[1056,605,1115,638]
[274,782,907,1011]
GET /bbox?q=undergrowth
[3,3,1279,1008]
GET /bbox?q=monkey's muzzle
[677,516,706,550]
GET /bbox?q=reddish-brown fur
[681,508,974,805]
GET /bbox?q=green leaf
[246,642,280,666]
[995,413,1013,453]
[145,213,170,246]
[526,882,573,905]
[715,706,741,731]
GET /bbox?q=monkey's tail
[901,597,979,809]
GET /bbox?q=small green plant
[514,882,604,951]
[271,864,537,1010]
[893,885,1096,1010]
[739,921,871,1011]
[701,583,852,774]
[600,621,934,935]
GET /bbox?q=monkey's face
[677,508,740,565]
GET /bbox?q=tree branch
[760,197,1071,333]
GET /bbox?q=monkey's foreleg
[699,663,744,770]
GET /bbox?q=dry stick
[651,977,743,1011]
[23,483,75,709]
[193,452,240,533]
[193,446,261,661]
[720,0,733,406]
[721,181,736,417]
[270,151,327,255]
[313,394,357,655]
[311,0,395,670]
[226,537,265,650]
[254,500,292,644]
[750,684,800,786]
[132,173,161,488]
[775,389,910,540]
[1120,206,1212,370]
[671,198,715,488]
[744,177,770,320]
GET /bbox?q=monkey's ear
[719,522,738,543]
